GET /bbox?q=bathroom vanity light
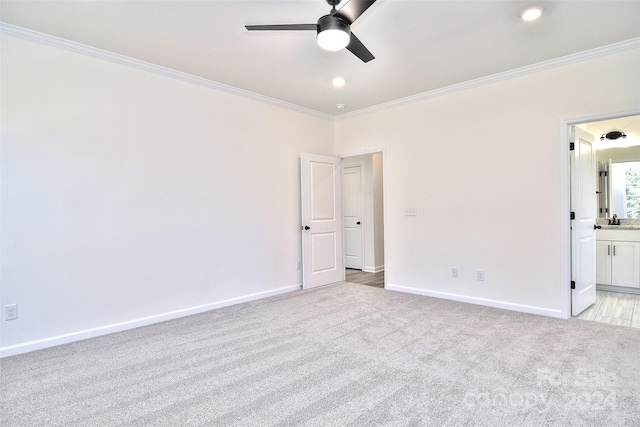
[600,131,627,140]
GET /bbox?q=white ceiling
[2,0,639,116]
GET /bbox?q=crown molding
[337,37,640,121]
[3,22,638,123]
[0,23,335,122]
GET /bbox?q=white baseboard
[0,284,301,358]
[362,265,384,273]
[385,284,563,318]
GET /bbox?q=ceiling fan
[245,0,377,63]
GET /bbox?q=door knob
[304,225,310,230]
[357,221,361,225]
[594,225,602,230]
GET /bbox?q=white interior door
[571,126,597,316]
[343,165,363,269]
[300,153,344,289]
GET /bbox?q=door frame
[561,108,640,318]
[339,149,387,284]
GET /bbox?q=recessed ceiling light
[336,104,345,110]
[521,6,543,22]
[332,77,346,87]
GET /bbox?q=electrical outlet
[296,260,302,271]
[4,304,18,321]
[451,268,458,278]
[477,270,485,281]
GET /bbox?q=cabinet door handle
[608,245,610,256]
[613,245,616,256]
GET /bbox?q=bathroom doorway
[570,114,640,327]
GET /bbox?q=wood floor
[345,268,384,288]
[576,290,640,329]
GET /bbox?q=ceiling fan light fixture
[318,29,350,51]
[244,0,375,62]
[317,15,350,51]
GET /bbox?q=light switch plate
[405,207,417,216]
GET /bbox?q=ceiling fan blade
[335,0,377,24]
[245,24,317,31]
[346,32,374,63]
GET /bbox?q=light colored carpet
[1,282,639,426]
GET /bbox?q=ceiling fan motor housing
[317,14,351,35]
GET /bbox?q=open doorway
[341,152,385,289]
[345,269,384,288]
[571,114,640,328]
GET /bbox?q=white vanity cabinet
[596,229,640,289]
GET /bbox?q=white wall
[597,146,640,163]
[2,32,638,357]
[336,47,640,317]
[0,35,334,355]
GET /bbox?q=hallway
[345,269,384,288]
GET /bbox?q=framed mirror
[610,160,640,218]
[597,151,640,219]
[580,115,640,219]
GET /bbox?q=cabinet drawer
[596,229,640,242]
